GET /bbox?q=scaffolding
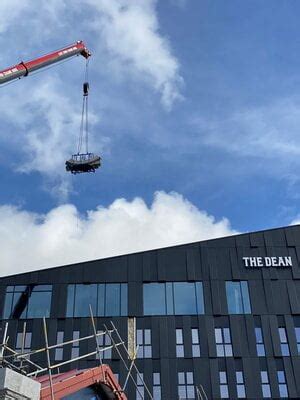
[0,310,152,400]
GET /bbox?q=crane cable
[77,59,90,155]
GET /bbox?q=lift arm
[0,41,91,85]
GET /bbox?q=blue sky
[0,0,300,274]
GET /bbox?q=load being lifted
[0,41,101,175]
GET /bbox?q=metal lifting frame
[0,311,152,400]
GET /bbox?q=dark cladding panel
[287,281,300,314]
[291,357,300,394]
[209,358,220,399]
[229,247,241,280]
[261,316,273,357]
[271,281,291,315]
[158,248,187,281]
[243,357,260,399]
[249,231,265,247]
[283,358,297,398]
[244,315,256,357]
[206,316,216,358]
[142,251,157,282]
[269,315,281,357]
[211,281,227,315]
[248,280,268,314]
[128,282,142,317]
[229,316,244,357]
[186,245,200,281]
[128,253,142,282]
[83,257,128,283]
[285,225,300,246]
[51,284,67,318]
[235,233,251,248]
[264,228,287,247]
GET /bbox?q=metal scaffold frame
[0,309,152,400]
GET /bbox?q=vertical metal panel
[287,280,300,313]
[283,358,297,398]
[269,315,282,357]
[206,316,216,358]
[209,358,220,399]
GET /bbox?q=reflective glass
[237,385,246,398]
[174,283,197,314]
[144,329,151,345]
[215,328,222,343]
[226,282,243,313]
[192,344,200,357]
[219,372,227,384]
[255,327,263,343]
[74,284,97,317]
[225,344,233,356]
[262,384,271,398]
[192,328,199,343]
[220,385,229,398]
[121,284,128,316]
[176,329,183,343]
[143,283,166,315]
[281,343,290,356]
[277,371,285,383]
[279,384,288,398]
[176,344,184,358]
[3,292,13,319]
[223,328,231,343]
[186,386,195,398]
[97,284,105,316]
[137,330,143,345]
[279,328,287,342]
[195,282,205,314]
[144,346,152,358]
[257,343,265,356]
[295,327,300,341]
[178,372,185,384]
[240,281,251,313]
[186,372,193,384]
[236,372,243,384]
[105,284,120,316]
[55,348,63,360]
[178,386,186,399]
[66,285,75,317]
[153,373,160,385]
[217,345,225,357]
[261,371,269,383]
[166,282,174,315]
[153,386,161,400]
[27,291,51,318]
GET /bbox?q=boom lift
[0,41,101,174]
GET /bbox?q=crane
[0,41,91,85]
[0,41,101,174]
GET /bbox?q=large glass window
[191,328,201,357]
[143,282,204,316]
[3,285,52,319]
[236,371,246,398]
[66,283,127,317]
[226,281,251,314]
[176,329,184,358]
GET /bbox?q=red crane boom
[0,41,91,85]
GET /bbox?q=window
[178,372,195,399]
[71,331,80,358]
[277,370,288,398]
[55,331,64,361]
[143,282,204,316]
[97,331,112,359]
[3,285,52,319]
[153,372,161,400]
[226,281,251,314]
[219,371,229,398]
[295,327,300,354]
[260,371,271,398]
[66,283,127,317]
[176,329,184,358]
[236,371,246,398]
[191,328,200,357]
[137,329,152,358]
[215,328,233,357]
[278,328,290,356]
[136,372,144,400]
[16,331,32,353]
[255,327,266,356]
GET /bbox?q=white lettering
[242,257,250,267]
[249,257,257,267]
[257,257,263,266]
[271,257,278,266]
[285,256,292,267]
[278,257,285,266]
[265,257,271,267]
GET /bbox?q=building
[1,225,300,399]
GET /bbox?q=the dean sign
[242,256,292,268]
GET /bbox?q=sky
[0,0,300,275]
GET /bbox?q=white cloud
[0,191,236,276]
[192,97,300,160]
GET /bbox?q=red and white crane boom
[0,41,91,85]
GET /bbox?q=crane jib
[0,41,91,85]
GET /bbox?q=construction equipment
[0,41,101,174]
[0,41,91,85]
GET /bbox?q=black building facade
[1,225,300,399]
